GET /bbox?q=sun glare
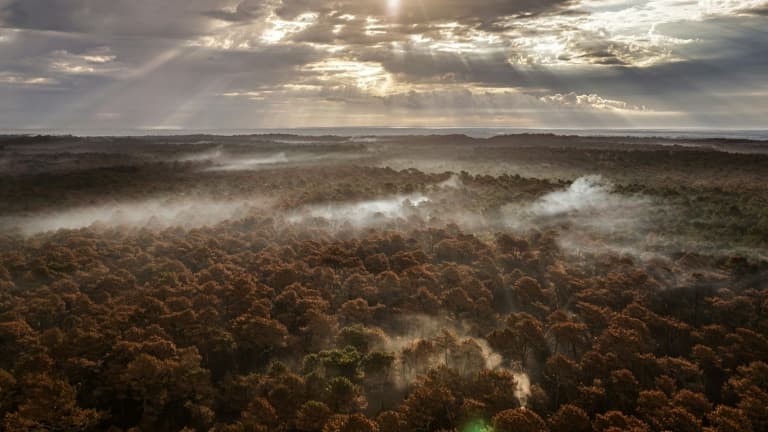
[388,0,400,15]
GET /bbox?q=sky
[0,0,766,130]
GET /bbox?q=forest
[0,133,767,432]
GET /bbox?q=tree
[2,373,102,431]
[443,287,474,316]
[725,361,768,432]
[302,309,339,352]
[230,314,288,369]
[549,404,591,432]
[636,389,669,430]
[327,377,365,414]
[364,254,390,274]
[320,346,363,380]
[673,389,711,419]
[513,276,545,306]
[495,313,548,369]
[492,408,547,432]
[240,397,278,431]
[338,326,387,354]
[401,385,457,431]
[606,369,639,413]
[361,351,395,411]
[550,320,588,358]
[708,405,754,432]
[297,401,332,432]
[470,369,520,414]
[592,411,649,432]
[322,413,379,432]
[340,299,376,325]
[448,339,487,376]
[401,339,438,379]
[375,411,404,432]
[543,354,581,409]
[0,321,38,371]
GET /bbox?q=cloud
[702,0,768,16]
[0,0,241,38]
[0,72,56,86]
[540,92,646,111]
[271,0,580,52]
[545,30,693,67]
[252,81,649,115]
[277,0,577,25]
[202,0,268,22]
[0,0,767,128]
[48,47,119,75]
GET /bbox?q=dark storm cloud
[0,0,248,38]
[737,3,768,15]
[607,16,768,99]
[354,47,520,84]
[203,0,268,22]
[349,15,768,104]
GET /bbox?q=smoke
[513,371,531,406]
[528,175,619,217]
[0,197,270,235]
[376,314,530,405]
[521,175,651,230]
[201,150,368,171]
[178,146,224,162]
[350,137,379,143]
[287,194,430,228]
[436,174,464,190]
[389,332,502,370]
[205,152,290,171]
[502,175,658,257]
[275,174,656,260]
[474,338,504,370]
